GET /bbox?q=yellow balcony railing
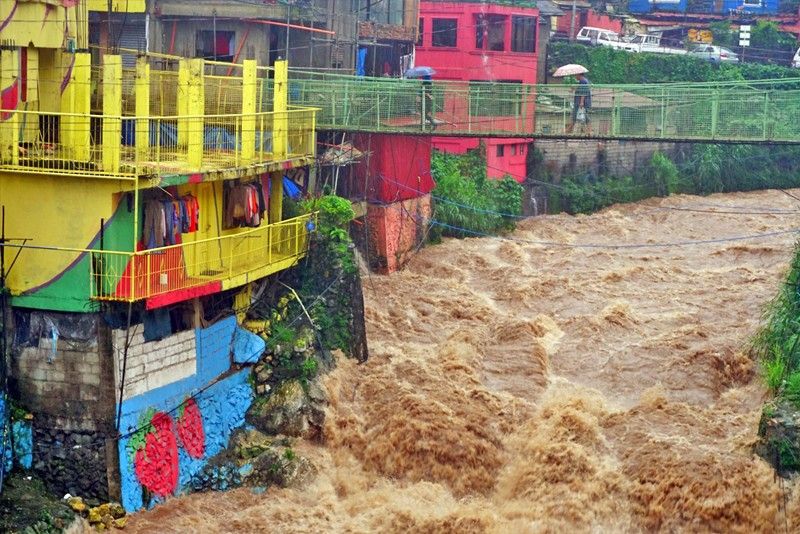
[0,108,318,179]
[89,214,315,302]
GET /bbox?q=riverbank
[124,188,800,532]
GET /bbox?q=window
[511,16,536,53]
[196,30,235,61]
[475,14,505,51]
[496,144,505,157]
[511,144,517,156]
[417,18,424,46]
[432,18,457,47]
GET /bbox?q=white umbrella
[552,64,589,78]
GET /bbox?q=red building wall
[555,10,623,38]
[416,1,539,182]
[353,134,434,203]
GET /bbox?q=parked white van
[575,27,628,50]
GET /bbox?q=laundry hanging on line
[142,194,200,249]
[224,181,267,229]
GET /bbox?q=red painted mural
[133,412,179,497]
[129,400,207,497]
[176,399,205,459]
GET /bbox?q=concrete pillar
[273,59,288,160]
[61,52,92,162]
[186,58,204,170]
[0,48,20,165]
[135,57,150,164]
[241,59,257,163]
[102,55,122,173]
[269,171,283,223]
[177,60,189,146]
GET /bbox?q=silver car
[689,45,740,64]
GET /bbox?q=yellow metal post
[177,59,189,146]
[186,58,204,170]
[0,49,19,165]
[102,55,122,173]
[269,171,283,223]
[135,56,150,165]
[60,52,91,161]
[241,59,257,163]
[273,60,288,160]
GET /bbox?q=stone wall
[360,194,432,274]
[116,316,261,511]
[112,328,196,401]
[534,140,678,181]
[8,310,117,500]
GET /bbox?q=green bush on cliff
[754,241,800,401]
[431,150,523,240]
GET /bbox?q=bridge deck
[286,72,800,144]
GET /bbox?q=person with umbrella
[553,64,592,135]
[406,66,437,130]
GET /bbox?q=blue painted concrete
[117,317,260,511]
[232,326,266,365]
[0,395,33,484]
[629,0,777,14]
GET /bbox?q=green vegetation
[753,242,800,406]
[551,145,800,215]
[430,149,524,240]
[549,42,800,84]
[294,194,357,355]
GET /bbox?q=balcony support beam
[102,55,122,173]
[241,60,257,163]
[273,59,288,160]
[135,57,150,165]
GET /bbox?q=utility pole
[569,0,577,41]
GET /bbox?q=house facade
[1,0,317,509]
[415,0,544,182]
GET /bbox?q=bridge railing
[285,70,800,142]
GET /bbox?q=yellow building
[0,0,318,312]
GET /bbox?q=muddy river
[127,189,800,533]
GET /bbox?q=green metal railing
[285,71,800,143]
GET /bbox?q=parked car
[621,34,686,55]
[792,47,800,68]
[688,45,740,64]
[575,27,629,50]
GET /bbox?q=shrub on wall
[430,150,524,239]
[554,145,800,215]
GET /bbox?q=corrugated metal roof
[537,0,565,16]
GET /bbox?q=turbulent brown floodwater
[127,189,800,533]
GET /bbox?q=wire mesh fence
[285,70,800,142]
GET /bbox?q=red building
[416,0,541,182]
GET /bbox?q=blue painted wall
[628,0,778,14]
[1,393,34,492]
[116,317,260,511]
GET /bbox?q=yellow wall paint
[87,0,146,12]
[0,171,130,294]
[1,0,86,49]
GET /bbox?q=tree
[710,21,735,48]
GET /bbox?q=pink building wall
[556,10,623,38]
[416,1,539,182]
